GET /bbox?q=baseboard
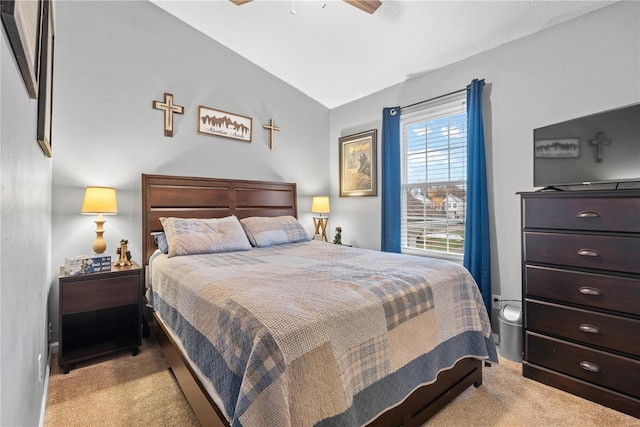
[39,343,55,426]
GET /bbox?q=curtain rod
[401,88,466,111]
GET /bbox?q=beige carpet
[45,339,639,427]
[428,356,639,427]
[45,338,199,427]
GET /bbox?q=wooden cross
[153,93,184,137]
[263,118,280,150]
[589,132,610,162]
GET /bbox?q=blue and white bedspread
[151,240,497,427]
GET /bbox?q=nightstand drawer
[523,197,640,232]
[526,301,640,355]
[62,276,139,314]
[524,232,640,274]
[527,333,640,398]
[525,265,640,316]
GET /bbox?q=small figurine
[333,226,342,245]
[114,239,133,267]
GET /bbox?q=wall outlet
[492,294,501,310]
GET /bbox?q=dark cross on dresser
[589,132,610,162]
[153,93,184,137]
[263,119,280,150]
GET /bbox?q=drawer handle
[578,286,602,296]
[579,361,601,373]
[577,249,601,257]
[578,324,600,334]
[577,211,601,218]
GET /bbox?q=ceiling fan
[230,0,382,14]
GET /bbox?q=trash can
[498,304,523,362]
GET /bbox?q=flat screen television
[533,103,640,189]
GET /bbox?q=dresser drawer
[526,333,640,398]
[526,301,640,355]
[524,232,640,274]
[523,196,640,232]
[525,265,640,316]
[62,275,140,314]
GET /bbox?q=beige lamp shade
[81,186,118,214]
[81,186,117,254]
[311,196,330,242]
[311,196,330,214]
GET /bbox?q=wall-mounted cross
[153,93,184,137]
[263,119,280,150]
[589,132,610,162]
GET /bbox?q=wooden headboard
[142,174,298,265]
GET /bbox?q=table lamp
[311,196,330,242]
[81,186,118,254]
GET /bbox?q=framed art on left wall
[1,0,42,99]
[36,0,53,157]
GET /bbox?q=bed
[142,173,497,427]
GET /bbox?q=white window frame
[400,92,467,262]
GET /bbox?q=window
[400,93,467,258]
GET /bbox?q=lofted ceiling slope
[151,0,616,108]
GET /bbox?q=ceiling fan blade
[343,0,382,14]
[230,0,381,14]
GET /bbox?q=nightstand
[58,262,143,373]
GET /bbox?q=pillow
[240,216,310,247]
[152,232,169,254]
[159,215,251,257]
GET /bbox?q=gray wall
[329,1,640,322]
[2,1,639,424]
[50,1,330,341]
[1,24,53,427]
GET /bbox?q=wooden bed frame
[142,173,484,427]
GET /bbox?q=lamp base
[92,219,107,254]
[313,217,329,242]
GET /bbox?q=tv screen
[533,103,640,188]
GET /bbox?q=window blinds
[400,93,467,256]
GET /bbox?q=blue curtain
[381,107,401,253]
[464,79,491,315]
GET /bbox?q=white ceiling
[151,0,615,108]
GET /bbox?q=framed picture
[1,0,42,99]
[339,129,377,197]
[36,0,53,157]
[197,105,252,142]
[534,138,579,158]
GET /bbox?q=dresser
[520,190,640,418]
[59,262,143,373]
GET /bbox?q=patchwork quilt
[150,241,497,427]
